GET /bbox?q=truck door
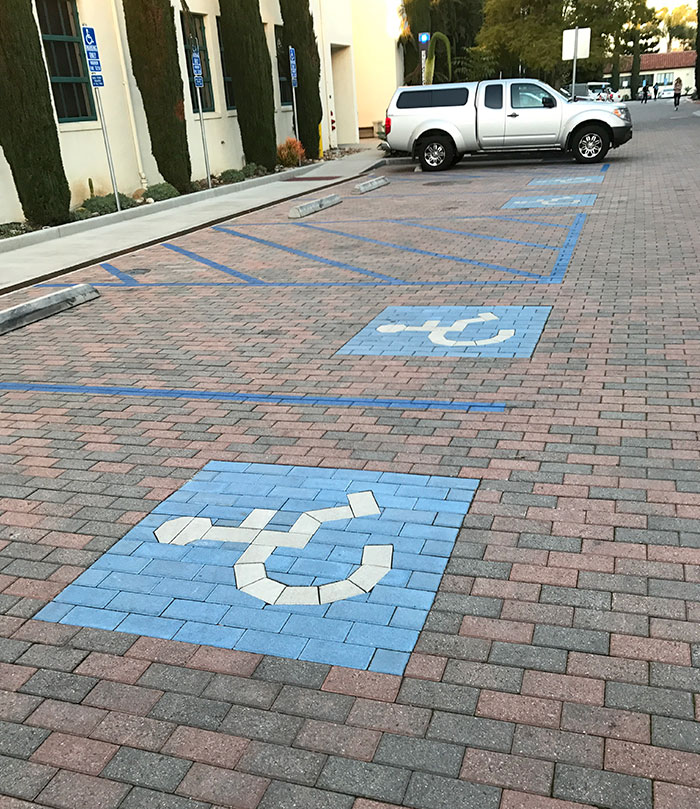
[504,82,562,147]
[477,82,505,148]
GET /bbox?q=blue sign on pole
[194,75,204,88]
[82,26,103,82]
[289,46,298,88]
[192,54,202,76]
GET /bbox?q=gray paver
[374,734,465,777]
[404,772,501,809]
[102,746,192,790]
[553,763,652,809]
[317,756,411,804]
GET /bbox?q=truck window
[484,84,503,109]
[396,90,433,109]
[396,88,468,109]
[511,83,556,109]
[431,88,468,106]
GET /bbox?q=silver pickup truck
[384,79,632,171]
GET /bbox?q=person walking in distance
[673,76,682,110]
[641,83,649,104]
[653,82,659,100]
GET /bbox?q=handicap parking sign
[502,194,597,209]
[338,305,552,358]
[34,462,480,674]
[194,76,204,88]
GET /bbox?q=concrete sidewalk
[0,143,386,294]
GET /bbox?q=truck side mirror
[542,96,556,108]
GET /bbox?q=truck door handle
[507,113,519,118]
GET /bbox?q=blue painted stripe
[0,381,506,413]
[294,223,544,280]
[102,263,139,286]
[600,163,610,172]
[216,214,570,229]
[212,226,401,283]
[549,212,586,284]
[386,219,558,250]
[162,243,266,284]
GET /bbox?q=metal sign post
[191,43,212,189]
[289,46,300,164]
[562,27,591,100]
[81,26,121,211]
[418,32,430,85]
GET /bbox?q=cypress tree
[218,0,277,170]
[122,0,191,193]
[279,0,323,159]
[0,0,70,226]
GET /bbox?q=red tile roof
[608,50,697,74]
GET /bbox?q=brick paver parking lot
[1,100,699,808]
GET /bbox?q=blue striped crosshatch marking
[337,305,552,358]
[35,462,479,675]
[502,194,597,210]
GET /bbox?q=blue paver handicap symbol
[502,194,596,210]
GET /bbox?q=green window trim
[182,12,215,113]
[216,17,236,111]
[38,0,96,123]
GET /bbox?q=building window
[275,26,293,106]
[36,0,96,123]
[181,12,215,112]
[656,72,674,85]
[216,18,235,110]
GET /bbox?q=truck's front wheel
[417,136,455,171]
[572,126,610,163]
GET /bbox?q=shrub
[122,0,192,193]
[145,182,180,201]
[80,193,138,215]
[0,0,71,225]
[219,169,246,184]
[218,0,277,170]
[242,162,266,178]
[277,138,306,167]
[279,0,323,159]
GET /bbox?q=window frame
[275,25,293,107]
[37,0,96,123]
[215,17,236,111]
[484,84,504,109]
[510,82,556,110]
[181,12,215,113]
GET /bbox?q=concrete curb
[0,164,319,256]
[353,176,390,194]
[0,284,99,336]
[288,194,342,219]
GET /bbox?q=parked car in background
[384,79,633,170]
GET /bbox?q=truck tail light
[384,116,392,135]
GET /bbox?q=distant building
[604,51,696,95]
[0,0,403,223]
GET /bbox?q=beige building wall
[351,0,403,133]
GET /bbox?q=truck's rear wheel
[572,126,610,163]
[417,136,455,171]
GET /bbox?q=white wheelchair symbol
[377,311,515,347]
[83,30,95,46]
[154,491,392,606]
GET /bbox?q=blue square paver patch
[528,176,605,186]
[35,463,479,675]
[336,305,551,358]
[502,194,597,209]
